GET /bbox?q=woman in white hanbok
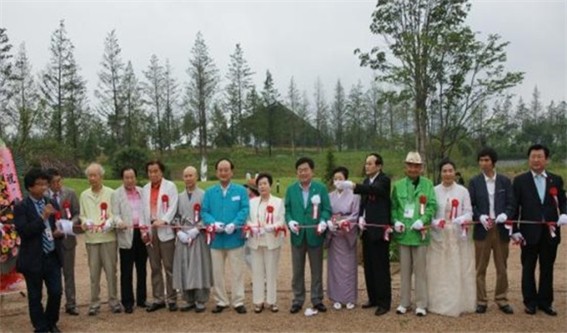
[427,159,476,317]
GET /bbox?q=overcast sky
[1,0,565,109]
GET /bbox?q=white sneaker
[396,305,407,314]
[333,302,342,310]
[416,308,427,316]
[346,303,355,310]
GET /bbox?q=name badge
[45,227,54,241]
[231,196,241,201]
[403,203,415,219]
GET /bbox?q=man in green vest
[391,152,436,317]
[285,157,331,314]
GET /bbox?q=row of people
[13,144,566,333]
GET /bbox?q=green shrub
[110,147,150,179]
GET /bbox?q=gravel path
[1,236,565,332]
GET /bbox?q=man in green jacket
[391,152,436,317]
[285,157,331,314]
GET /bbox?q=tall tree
[357,0,523,172]
[261,70,280,106]
[40,20,74,142]
[163,59,179,150]
[0,28,13,138]
[186,32,219,159]
[122,61,146,147]
[63,52,88,161]
[330,79,346,151]
[95,29,125,147]
[225,44,253,144]
[286,76,301,154]
[313,77,328,151]
[262,70,280,157]
[7,43,41,153]
[345,81,366,150]
[143,54,165,152]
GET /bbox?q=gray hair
[85,163,105,176]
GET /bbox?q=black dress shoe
[212,305,228,313]
[146,303,166,312]
[539,306,557,316]
[168,303,178,312]
[499,304,514,314]
[313,303,327,312]
[524,306,536,315]
[180,304,196,312]
[290,304,302,314]
[235,305,247,314]
[362,302,376,309]
[50,325,61,333]
[65,307,79,316]
[137,301,149,308]
[375,306,389,316]
[125,307,133,314]
[476,304,487,314]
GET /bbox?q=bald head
[183,166,198,190]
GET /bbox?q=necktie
[36,200,55,253]
[53,192,59,206]
[535,174,545,204]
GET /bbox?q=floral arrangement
[0,175,20,264]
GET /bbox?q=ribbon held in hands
[193,203,201,223]
[162,195,169,213]
[62,200,72,219]
[266,205,274,224]
[275,225,287,238]
[419,195,427,216]
[383,225,393,241]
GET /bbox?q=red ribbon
[437,219,446,229]
[266,205,274,224]
[241,225,253,239]
[547,222,557,238]
[162,194,169,213]
[193,203,201,223]
[383,225,393,241]
[339,220,351,232]
[54,211,61,221]
[275,225,287,238]
[419,195,427,215]
[419,228,427,240]
[100,202,108,220]
[312,204,319,219]
[451,199,459,220]
[504,220,513,236]
[62,200,72,219]
[139,225,152,247]
[205,225,216,245]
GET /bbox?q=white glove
[432,219,445,230]
[264,224,275,233]
[327,220,338,232]
[84,219,94,230]
[557,214,567,226]
[317,221,327,233]
[224,223,236,235]
[358,216,366,229]
[288,221,299,234]
[511,232,524,243]
[496,213,508,224]
[336,180,354,190]
[187,228,200,239]
[479,214,490,230]
[177,231,189,244]
[394,221,405,233]
[214,222,225,233]
[253,226,265,236]
[411,219,424,230]
[102,219,114,233]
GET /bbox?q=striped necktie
[36,200,55,253]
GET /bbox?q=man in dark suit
[339,153,391,316]
[511,144,567,316]
[14,168,64,333]
[469,148,515,314]
[46,168,81,316]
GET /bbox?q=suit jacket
[48,186,80,249]
[201,182,250,250]
[354,172,392,242]
[112,185,143,249]
[14,196,64,275]
[512,171,566,245]
[513,171,567,244]
[468,173,515,241]
[284,181,331,247]
[247,195,285,250]
[141,179,179,242]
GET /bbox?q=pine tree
[143,54,165,152]
[313,77,328,151]
[225,44,253,144]
[122,61,146,147]
[186,32,219,159]
[331,79,346,151]
[0,28,13,138]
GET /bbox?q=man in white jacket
[141,160,179,312]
